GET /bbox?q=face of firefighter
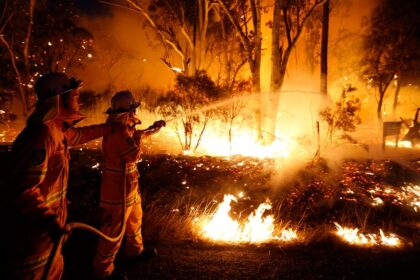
[61,89,81,113]
[127,110,141,129]
[56,88,83,124]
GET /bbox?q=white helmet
[106,90,140,114]
[28,72,82,124]
[34,72,82,103]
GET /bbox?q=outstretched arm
[67,123,118,147]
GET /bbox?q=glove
[152,120,166,129]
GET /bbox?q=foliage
[0,0,94,115]
[319,85,361,143]
[157,70,224,152]
[360,0,420,118]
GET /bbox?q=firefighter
[93,90,165,279]
[1,72,121,280]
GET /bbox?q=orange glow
[195,125,297,158]
[334,223,402,247]
[194,194,298,244]
[385,140,419,149]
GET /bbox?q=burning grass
[193,194,299,244]
[333,222,402,247]
[1,145,418,249]
[129,154,419,248]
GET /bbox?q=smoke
[75,8,174,95]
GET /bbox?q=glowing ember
[399,184,420,212]
[371,197,384,206]
[334,223,401,247]
[340,164,420,212]
[196,194,298,243]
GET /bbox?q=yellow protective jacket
[100,127,143,206]
[93,125,160,277]
[3,117,113,279]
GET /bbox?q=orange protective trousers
[93,127,144,278]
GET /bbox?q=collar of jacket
[54,112,85,131]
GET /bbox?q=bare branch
[100,0,186,63]
[23,0,36,72]
[0,35,27,110]
[216,0,252,64]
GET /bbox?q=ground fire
[195,194,298,243]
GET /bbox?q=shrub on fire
[319,85,362,145]
[157,71,224,153]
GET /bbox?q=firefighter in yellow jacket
[1,72,120,280]
[93,91,165,279]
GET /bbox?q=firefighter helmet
[34,72,82,103]
[106,90,140,114]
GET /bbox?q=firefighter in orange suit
[93,91,165,279]
[1,72,120,280]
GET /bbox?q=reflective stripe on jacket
[100,128,141,206]
[4,118,112,277]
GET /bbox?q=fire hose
[42,163,129,280]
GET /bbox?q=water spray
[164,90,323,124]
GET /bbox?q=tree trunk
[320,0,329,95]
[269,0,324,142]
[250,0,263,141]
[377,91,385,121]
[23,0,36,75]
[228,118,233,157]
[220,16,232,84]
[392,77,401,116]
[268,0,282,142]
[198,0,209,71]
[251,63,263,140]
[194,119,208,152]
[270,0,282,94]
[377,77,393,121]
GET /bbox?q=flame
[334,223,401,247]
[385,140,418,149]
[196,194,298,243]
[199,129,295,158]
